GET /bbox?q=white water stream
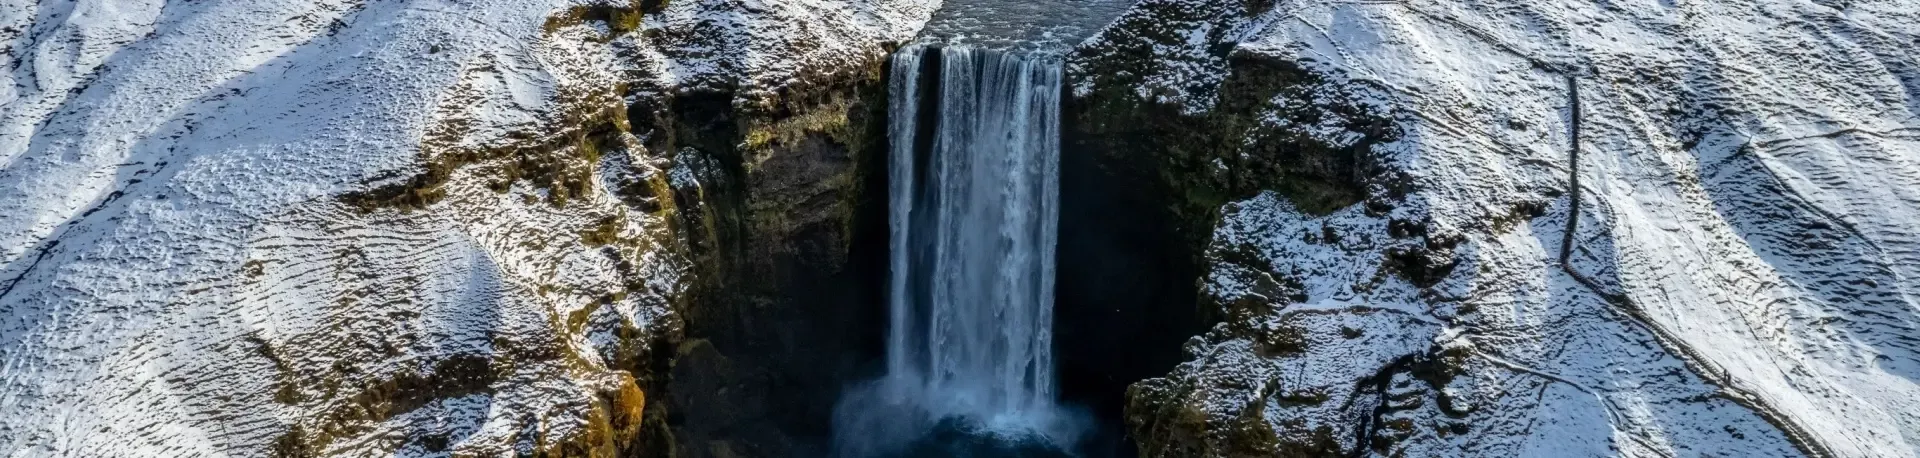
[833,44,1079,457]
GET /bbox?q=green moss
[1125,378,1211,458]
[581,215,622,247]
[611,9,643,35]
[739,95,858,163]
[544,3,648,38]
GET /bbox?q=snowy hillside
[1080,0,1920,456]
[5,0,1918,456]
[0,0,931,456]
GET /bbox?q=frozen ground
[0,0,932,456]
[4,0,1917,456]
[1089,0,1920,456]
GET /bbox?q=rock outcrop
[1074,0,1920,456]
[7,0,1920,456]
[0,0,932,456]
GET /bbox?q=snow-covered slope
[7,0,1915,455]
[0,0,932,456]
[1082,0,1920,456]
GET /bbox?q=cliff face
[1070,0,1920,456]
[7,0,1920,456]
[0,0,931,456]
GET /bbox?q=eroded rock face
[1081,0,1920,456]
[0,0,932,456]
[9,0,1918,456]
[655,71,898,457]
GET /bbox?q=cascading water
[831,44,1083,457]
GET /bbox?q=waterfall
[835,44,1079,456]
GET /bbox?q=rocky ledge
[1075,0,1920,456]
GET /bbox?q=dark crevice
[1,157,175,302]
[1558,76,1582,265]
[1554,77,1834,458]
[653,54,896,457]
[0,240,55,302]
[650,43,1230,458]
[1345,343,1469,457]
[1060,39,1399,456]
[1056,90,1219,458]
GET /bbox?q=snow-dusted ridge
[1084,0,1920,456]
[4,0,1918,455]
[0,0,934,455]
[644,0,938,109]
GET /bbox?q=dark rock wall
[1055,93,1217,457]
[642,30,1393,457]
[1063,3,1404,453]
[643,60,896,458]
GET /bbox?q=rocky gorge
[2,0,1918,457]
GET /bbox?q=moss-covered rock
[633,50,897,458]
[1125,372,1345,458]
[285,9,691,457]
